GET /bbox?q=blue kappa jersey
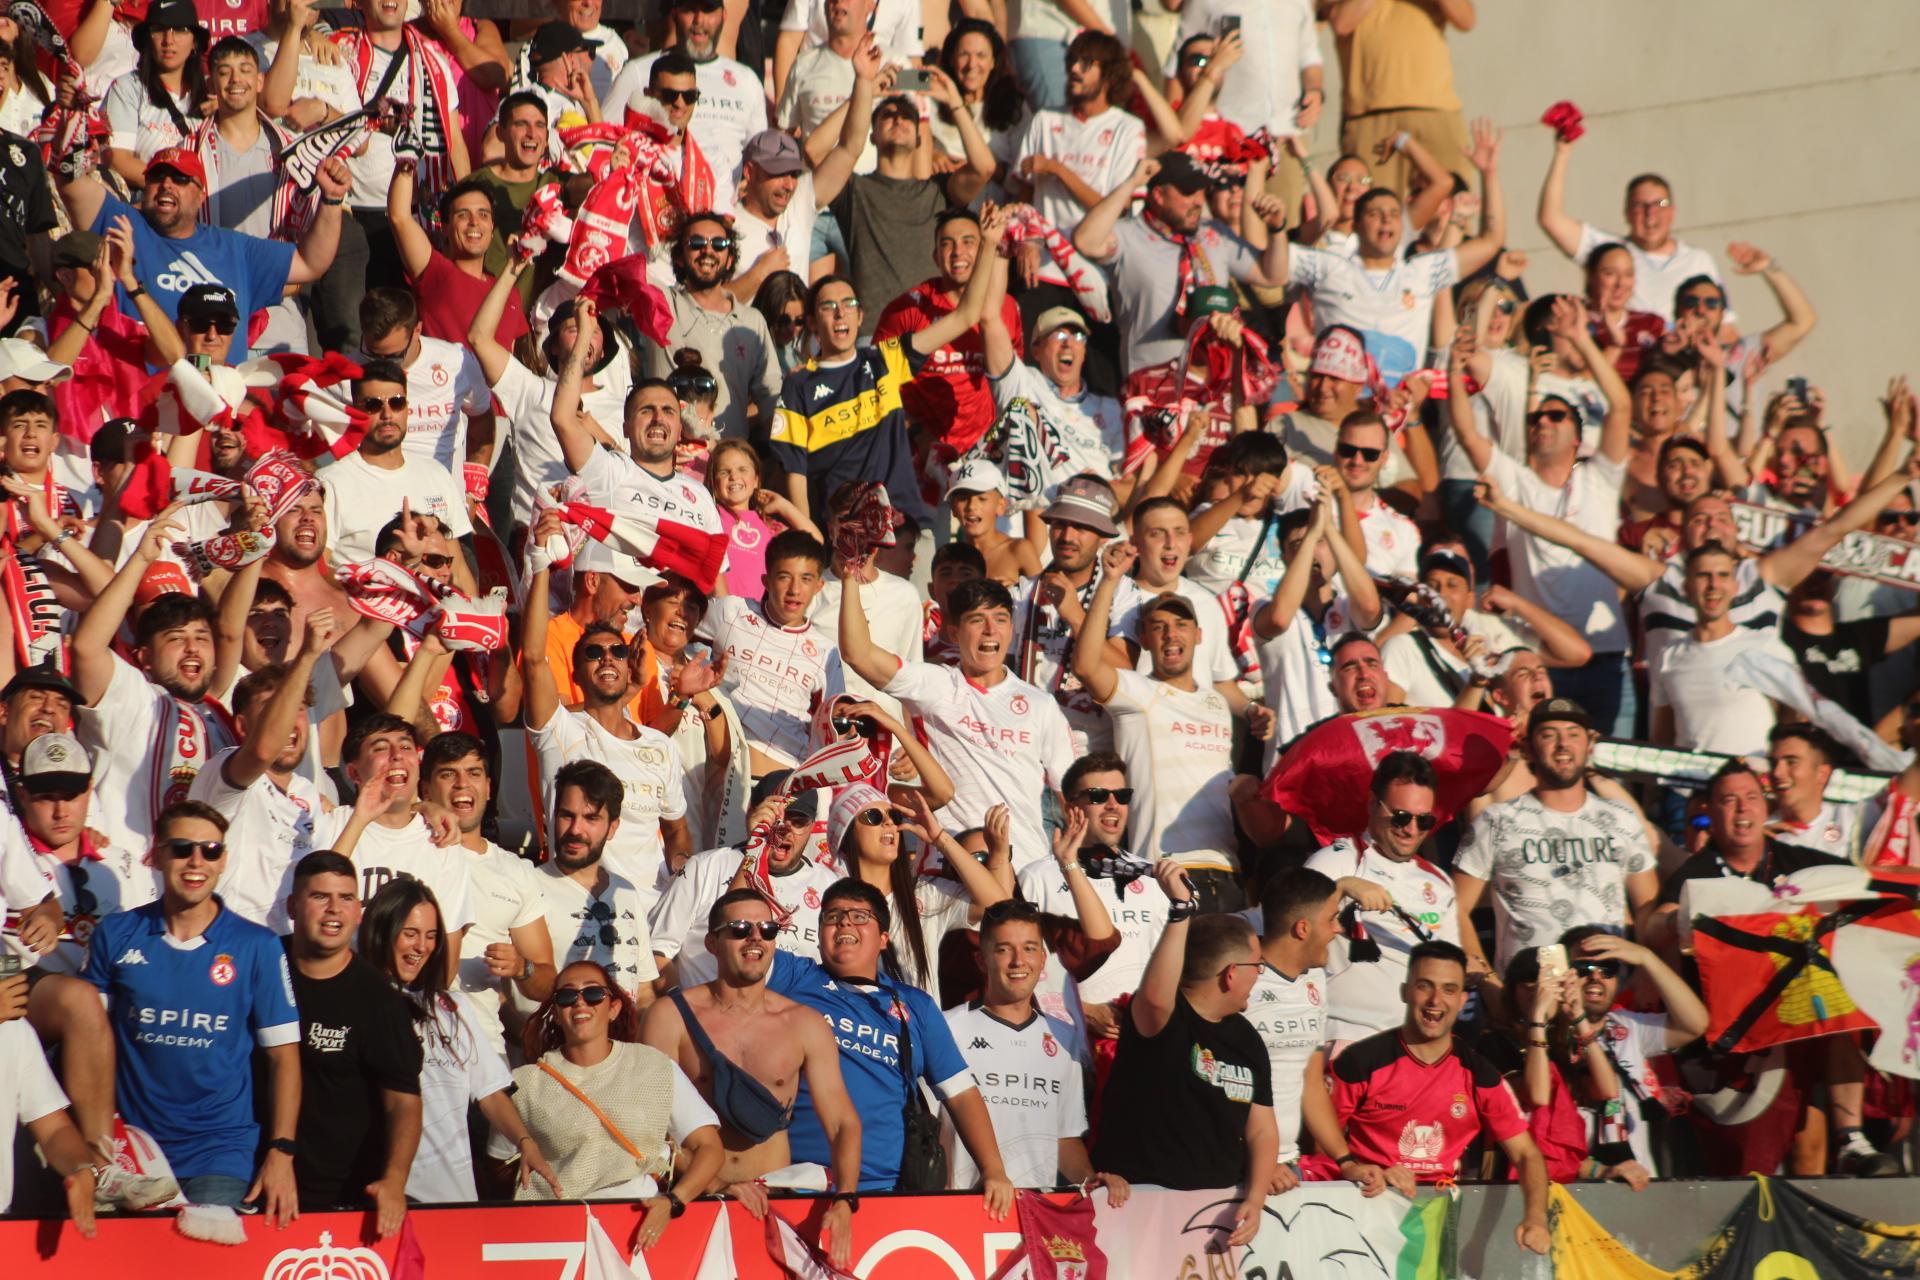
[766,951,975,1190]
[86,899,301,1181]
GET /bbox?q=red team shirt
[873,284,1025,458]
[1329,1029,1526,1182]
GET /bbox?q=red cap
[134,560,193,610]
[144,147,207,190]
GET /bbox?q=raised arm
[1452,119,1506,279]
[1535,136,1584,259]
[1395,132,1454,235]
[911,207,1007,354]
[811,38,881,209]
[925,69,996,204]
[1727,242,1816,370]
[1548,296,1631,463]
[1446,334,1497,475]
[386,159,434,280]
[465,250,528,388]
[1318,489,1382,629]
[1073,154,1157,262]
[1477,472,1664,591]
[1479,584,1591,667]
[1254,497,1325,642]
[1129,859,1193,1038]
[980,235,1016,378]
[71,509,182,705]
[1072,541,1133,705]
[285,158,351,285]
[1762,455,1917,590]
[834,569,901,691]
[1866,377,1917,490]
[548,297,607,472]
[519,521,564,730]
[226,610,336,790]
[261,0,311,117]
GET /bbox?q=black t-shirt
[830,173,951,340]
[1091,992,1272,1190]
[281,942,423,1208]
[1781,617,1889,710]
[0,129,55,297]
[1656,838,1850,906]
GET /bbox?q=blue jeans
[1550,650,1637,739]
[1439,478,1495,583]
[180,1174,251,1207]
[1010,37,1069,112]
[809,208,848,268]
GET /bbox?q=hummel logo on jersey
[811,383,832,401]
[970,1037,992,1051]
[117,948,149,965]
[154,252,224,295]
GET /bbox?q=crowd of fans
[0,0,1912,1260]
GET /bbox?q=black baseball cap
[52,230,102,270]
[1147,151,1210,195]
[179,283,238,319]
[0,660,79,704]
[528,21,601,66]
[1527,697,1593,735]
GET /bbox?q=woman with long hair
[506,962,724,1249]
[752,269,810,375]
[932,19,1026,199]
[360,879,561,1203]
[101,0,206,183]
[826,782,1011,994]
[1480,947,1622,1185]
[1584,243,1664,381]
[0,12,52,136]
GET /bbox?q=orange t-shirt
[543,611,649,721]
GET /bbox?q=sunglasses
[551,984,611,1007]
[580,642,632,662]
[1074,786,1133,805]
[1336,443,1382,462]
[1629,197,1672,212]
[715,919,783,941]
[1490,297,1517,316]
[1045,326,1088,343]
[1528,407,1572,425]
[185,314,238,334]
[816,298,862,314]
[821,907,877,927]
[1571,959,1622,979]
[1677,295,1725,312]
[1182,52,1210,67]
[1879,511,1920,528]
[831,713,878,738]
[69,862,97,919]
[419,553,454,570]
[855,808,897,827]
[771,313,805,332]
[875,107,915,122]
[651,86,700,105]
[166,838,226,860]
[1384,808,1438,833]
[358,395,409,412]
[684,234,733,253]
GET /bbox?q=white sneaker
[1836,1130,1901,1178]
[89,1136,180,1210]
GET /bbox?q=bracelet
[73,317,95,333]
[50,528,74,546]
[1527,1038,1551,1049]
[1391,131,1410,153]
[321,195,347,207]
[1335,1154,1359,1167]
[127,284,147,299]
[1065,862,1087,876]
[672,696,692,710]
[1166,897,1199,923]
[516,1135,539,1147]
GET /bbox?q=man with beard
[524,520,696,895]
[641,889,861,1261]
[1075,540,1243,911]
[1331,412,1421,579]
[1304,751,1459,1046]
[942,899,1113,1192]
[419,730,557,1053]
[649,781,834,984]
[1274,326,1419,489]
[57,146,349,363]
[358,288,497,475]
[875,208,1026,460]
[765,877,1014,1209]
[1449,296,1636,736]
[728,127,861,304]
[1454,699,1657,984]
[188,610,339,931]
[553,301,723,562]
[319,359,472,566]
[71,515,240,853]
[1013,475,1138,753]
[1009,32,1145,264]
[649,214,781,440]
[316,714,476,967]
[982,301,1124,504]
[536,760,659,1004]
[1617,434,1713,555]
[610,0,766,191]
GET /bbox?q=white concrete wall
[1301,0,1920,465]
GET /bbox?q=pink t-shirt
[718,506,778,596]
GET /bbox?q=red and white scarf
[336,557,508,652]
[544,476,729,594]
[185,112,308,239]
[335,25,458,216]
[555,117,714,281]
[151,694,238,816]
[998,202,1111,323]
[0,474,67,672]
[1866,787,1920,869]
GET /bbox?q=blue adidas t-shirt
[86,899,301,1181]
[92,194,296,365]
[766,951,975,1190]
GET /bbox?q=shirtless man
[641,889,863,1269]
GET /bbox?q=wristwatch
[663,1192,687,1219]
[268,1137,298,1158]
[830,1191,860,1213]
[519,958,535,982]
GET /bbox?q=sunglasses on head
[715,919,783,941]
[1678,294,1725,312]
[358,394,408,412]
[1571,959,1622,979]
[551,984,611,1007]
[166,837,226,860]
[684,233,733,253]
[1528,407,1572,425]
[1074,786,1133,805]
[1336,443,1382,462]
[1384,808,1438,833]
[185,314,238,335]
[580,642,632,662]
[651,86,700,105]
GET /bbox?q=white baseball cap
[574,540,661,590]
[946,458,1006,501]
[0,337,70,385]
